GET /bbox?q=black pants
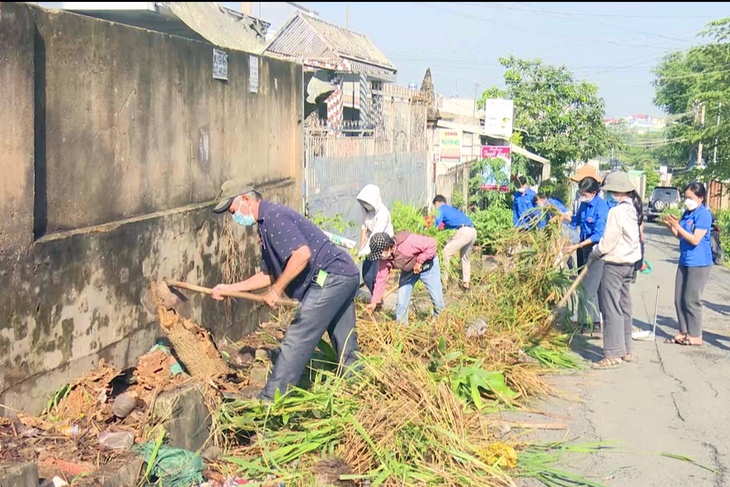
[362,259,379,296]
[577,245,604,325]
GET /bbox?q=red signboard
[481,145,511,160]
[480,145,511,192]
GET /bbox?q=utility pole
[473,80,479,119]
[713,102,721,164]
[345,2,349,29]
[697,103,706,168]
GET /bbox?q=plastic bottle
[111,393,138,419]
[98,431,135,450]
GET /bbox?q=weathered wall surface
[0,3,303,413]
[0,4,35,257]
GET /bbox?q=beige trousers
[442,226,478,284]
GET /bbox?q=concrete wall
[0,3,303,413]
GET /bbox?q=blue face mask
[231,204,256,227]
[604,192,616,203]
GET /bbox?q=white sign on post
[483,99,514,139]
[212,48,228,80]
[249,55,259,93]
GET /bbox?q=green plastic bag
[133,442,204,487]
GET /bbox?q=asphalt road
[523,222,730,487]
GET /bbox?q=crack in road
[703,442,726,487]
[707,381,719,398]
[654,342,688,421]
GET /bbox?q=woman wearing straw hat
[587,171,643,369]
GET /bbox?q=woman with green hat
[587,171,643,369]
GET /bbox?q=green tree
[478,56,612,172]
[653,18,730,180]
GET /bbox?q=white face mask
[579,194,594,203]
[685,198,700,211]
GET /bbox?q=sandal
[677,336,702,347]
[622,353,635,363]
[664,334,687,344]
[591,357,623,369]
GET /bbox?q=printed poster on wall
[439,129,462,162]
[480,145,511,192]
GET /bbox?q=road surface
[522,222,730,486]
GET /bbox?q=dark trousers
[362,259,379,296]
[600,263,634,359]
[674,265,712,338]
[261,273,361,400]
[577,245,604,325]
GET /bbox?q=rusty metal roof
[265,12,396,74]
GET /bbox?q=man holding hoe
[210,180,361,401]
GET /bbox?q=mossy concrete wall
[0,3,303,413]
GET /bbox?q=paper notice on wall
[249,55,259,93]
[213,48,228,81]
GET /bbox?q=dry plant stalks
[152,283,231,378]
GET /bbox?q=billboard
[483,99,514,139]
[480,145,511,192]
[439,129,462,162]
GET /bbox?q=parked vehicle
[646,186,681,222]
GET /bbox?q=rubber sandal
[623,354,635,363]
[677,336,702,347]
[591,357,622,369]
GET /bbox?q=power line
[411,2,678,51]
[462,2,720,20]
[502,2,700,45]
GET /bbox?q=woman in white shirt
[356,184,394,296]
[588,171,643,369]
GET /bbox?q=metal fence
[304,84,429,240]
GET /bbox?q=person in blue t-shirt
[513,176,537,229]
[564,176,609,332]
[532,193,570,230]
[663,182,713,347]
[432,195,478,290]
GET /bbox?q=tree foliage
[477,56,612,171]
[653,18,730,180]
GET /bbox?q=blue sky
[40,2,730,118]
[239,2,730,118]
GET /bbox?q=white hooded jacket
[356,184,394,257]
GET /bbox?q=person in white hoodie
[356,184,394,296]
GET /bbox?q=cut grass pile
[213,222,598,486]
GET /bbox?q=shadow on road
[643,223,672,236]
[702,299,730,316]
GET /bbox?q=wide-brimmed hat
[601,171,635,193]
[212,179,256,213]
[368,232,394,260]
[570,165,602,183]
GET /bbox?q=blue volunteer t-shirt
[571,195,609,244]
[537,198,568,230]
[514,188,537,228]
[679,205,713,267]
[435,204,473,229]
[257,200,358,300]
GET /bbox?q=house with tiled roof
[264,11,397,129]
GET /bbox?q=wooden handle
[165,280,299,307]
[556,263,590,309]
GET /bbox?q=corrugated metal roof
[265,12,396,74]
